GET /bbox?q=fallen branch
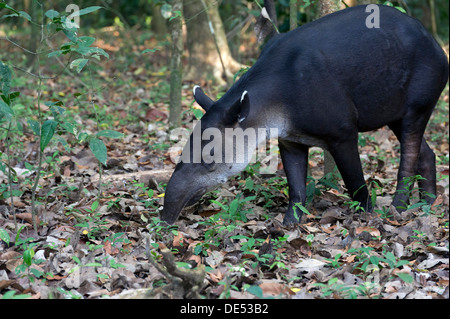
[145,238,205,299]
[91,169,173,185]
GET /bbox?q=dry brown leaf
[0,251,22,261]
[0,280,15,290]
[45,274,67,281]
[10,197,26,208]
[104,240,119,256]
[431,194,443,208]
[345,255,356,263]
[207,269,223,283]
[172,232,185,247]
[242,250,259,259]
[10,213,39,226]
[259,281,294,297]
[356,226,381,237]
[63,165,71,177]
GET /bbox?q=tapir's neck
[218,70,289,139]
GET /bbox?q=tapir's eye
[203,161,216,171]
[201,147,217,171]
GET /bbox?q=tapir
[162,5,449,226]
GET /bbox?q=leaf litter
[0,36,448,299]
[1,121,448,299]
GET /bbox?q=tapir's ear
[226,90,250,124]
[193,85,215,112]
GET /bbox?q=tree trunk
[168,0,183,127]
[183,0,243,86]
[290,0,298,30]
[318,0,341,17]
[26,0,39,71]
[318,0,340,175]
[150,1,168,38]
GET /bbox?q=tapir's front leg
[279,140,309,225]
[329,138,371,212]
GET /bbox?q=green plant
[0,3,125,232]
[1,290,32,299]
[194,215,235,256]
[347,246,379,273]
[313,277,381,299]
[345,199,366,213]
[313,277,358,298]
[293,202,311,222]
[381,251,413,283]
[12,226,51,284]
[0,227,10,245]
[211,193,256,222]
[375,206,393,219]
[348,246,413,283]
[324,253,342,269]
[146,216,179,244]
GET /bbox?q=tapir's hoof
[282,211,303,226]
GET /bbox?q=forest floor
[0,28,448,300]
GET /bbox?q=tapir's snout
[161,168,207,224]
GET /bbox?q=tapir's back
[255,5,448,131]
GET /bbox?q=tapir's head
[161,86,254,224]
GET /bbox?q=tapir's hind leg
[388,120,436,209]
[417,139,437,204]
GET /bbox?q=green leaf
[89,138,107,165]
[85,262,102,267]
[0,3,20,15]
[229,199,239,215]
[246,285,264,298]
[60,122,77,135]
[48,50,63,58]
[91,200,99,211]
[0,60,12,98]
[0,100,14,120]
[72,256,81,265]
[210,200,228,212]
[0,228,10,246]
[71,6,102,17]
[30,268,43,278]
[395,260,410,267]
[96,130,124,139]
[370,255,380,266]
[192,108,204,120]
[45,9,59,19]
[2,290,31,299]
[70,58,89,73]
[175,262,192,269]
[2,189,23,198]
[194,244,203,255]
[77,36,96,47]
[396,272,413,283]
[19,11,31,22]
[40,120,58,151]
[141,48,160,54]
[8,91,20,101]
[168,10,182,21]
[23,248,35,267]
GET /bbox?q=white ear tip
[240,90,248,103]
[193,85,200,96]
